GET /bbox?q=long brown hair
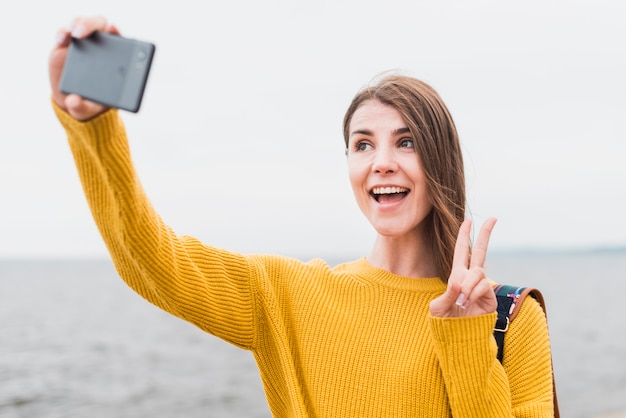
[343,74,466,280]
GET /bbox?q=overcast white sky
[1,0,625,260]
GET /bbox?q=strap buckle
[494,316,509,333]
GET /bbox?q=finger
[451,219,472,270]
[106,24,122,36]
[69,16,109,38]
[430,280,462,318]
[462,275,497,312]
[55,29,71,47]
[456,266,486,308]
[469,217,497,269]
[444,278,462,304]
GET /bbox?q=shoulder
[513,292,548,333]
[492,283,550,343]
[246,254,338,287]
[248,254,334,274]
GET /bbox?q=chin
[372,223,416,239]
[369,215,431,240]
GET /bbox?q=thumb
[65,94,108,121]
[429,280,462,317]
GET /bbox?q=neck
[366,232,437,278]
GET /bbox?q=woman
[50,16,555,417]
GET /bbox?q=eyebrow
[394,127,411,135]
[350,127,411,137]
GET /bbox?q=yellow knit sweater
[54,104,554,417]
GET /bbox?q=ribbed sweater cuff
[52,99,120,144]
[429,312,497,344]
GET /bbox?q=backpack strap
[492,284,560,418]
[493,284,544,361]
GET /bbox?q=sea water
[1,252,625,418]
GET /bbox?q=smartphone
[59,31,156,113]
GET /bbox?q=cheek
[417,179,434,208]
[404,160,432,202]
[346,157,361,184]
[347,160,369,199]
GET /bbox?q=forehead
[349,100,407,133]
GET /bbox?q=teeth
[372,186,408,195]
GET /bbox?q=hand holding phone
[59,31,156,113]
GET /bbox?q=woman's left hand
[430,218,498,318]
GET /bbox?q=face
[347,100,433,239]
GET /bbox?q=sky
[1,0,625,260]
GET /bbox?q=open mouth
[370,186,410,203]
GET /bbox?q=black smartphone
[59,31,156,113]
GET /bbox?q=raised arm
[49,17,258,349]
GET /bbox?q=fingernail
[71,24,87,38]
[56,32,67,45]
[455,293,466,308]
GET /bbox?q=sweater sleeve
[503,296,555,417]
[53,103,258,349]
[429,302,553,417]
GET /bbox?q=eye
[354,140,373,152]
[399,138,415,149]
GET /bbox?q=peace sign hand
[430,218,498,318]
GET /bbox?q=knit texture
[54,103,554,417]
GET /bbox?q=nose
[372,147,398,174]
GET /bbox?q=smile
[370,186,410,203]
